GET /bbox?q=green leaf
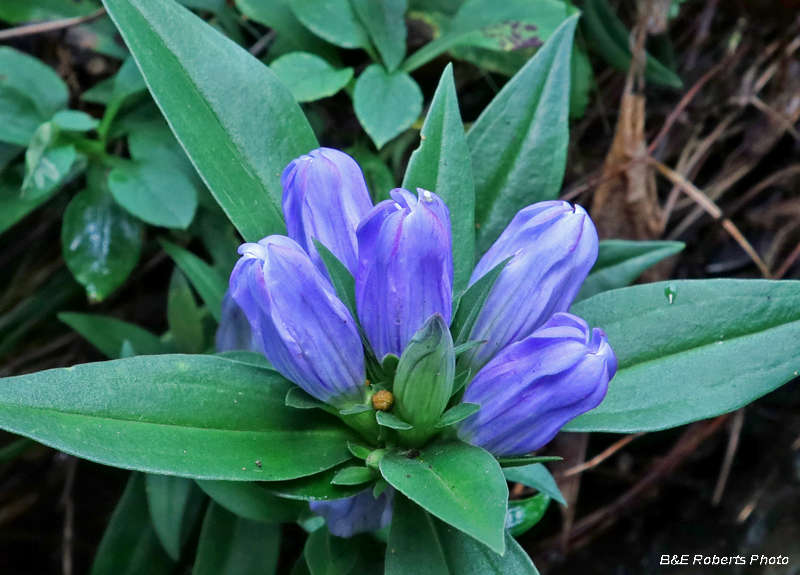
[216,350,273,369]
[193,502,281,575]
[0,438,34,464]
[167,269,205,354]
[376,411,412,430]
[0,47,68,145]
[505,493,549,538]
[108,160,198,229]
[62,182,142,302]
[21,122,78,200]
[353,64,422,149]
[0,86,48,147]
[304,528,382,575]
[0,167,58,235]
[270,52,353,103]
[331,466,374,486]
[402,64,474,293]
[196,479,305,523]
[108,117,202,229]
[82,77,116,105]
[503,464,565,506]
[450,257,511,345]
[313,240,357,319]
[386,495,449,575]
[289,0,370,49]
[0,354,355,480]
[453,340,484,356]
[263,462,367,501]
[90,473,175,575]
[52,110,100,132]
[496,455,561,468]
[581,0,683,88]
[347,442,373,460]
[380,441,507,554]
[567,280,800,432]
[0,0,97,24]
[145,474,206,560]
[386,495,540,575]
[236,0,333,60]
[59,313,165,359]
[286,387,331,411]
[435,402,479,428]
[575,240,685,303]
[570,44,593,119]
[351,0,407,71]
[402,0,571,73]
[467,15,578,256]
[103,0,318,242]
[160,240,227,322]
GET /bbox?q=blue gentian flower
[460,201,598,373]
[215,291,261,353]
[457,313,616,455]
[282,148,373,276]
[310,487,394,538]
[356,188,453,360]
[229,235,365,408]
[224,147,615,538]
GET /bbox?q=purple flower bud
[356,188,453,360]
[229,235,365,408]
[462,201,598,372]
[309,487,394,538]
[282,148,374,276]
[457,313,616,456]
[215,291,262,353]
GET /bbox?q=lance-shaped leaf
[402,0,571,73]
[386,495,541,574]
[403,64,475,293]
[59,313,166,358]
[380,441,507,554]
[160,239,227,322]
[467,15,578,256]
[90,473,175,575]
[575,240,685,303]
[145,474,206,560]
[103,0,318,241]
[193,503,281,575]
[196,479,306,523]
[567,280,800,432]
[0,355,355,480]
[503,464,565,505]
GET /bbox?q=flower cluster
[220,147,617,537]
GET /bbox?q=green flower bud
[392,313,455,445]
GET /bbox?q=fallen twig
[0,9,106,41]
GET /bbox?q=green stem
[339,409,381,445]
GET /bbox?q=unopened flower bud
[462,201,598,373]
[282,148,373,276]
[457,313,616,455]
[392,314,455,443]
[229,235,365,408]
[356,188,453,360]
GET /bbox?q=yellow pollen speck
[365,379,371,387]
[372,390,394,411]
